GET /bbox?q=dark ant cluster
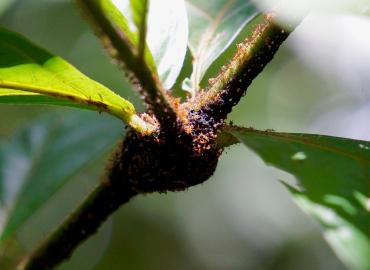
[106,15,289,195]
[106,122,220,194]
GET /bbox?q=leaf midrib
[190,0,235,88]
[0,39,92,98]
[228,128,370,165]
[0,40,122,114]
[194,0,234,58]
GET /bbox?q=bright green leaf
[186,0,258,94]
[0,112,122,244]
[0,89,94,110]
[0,27,141,127]
[226,127,370,270]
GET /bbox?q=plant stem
[17,170,138,270]
[188,13,294,122]
[128,114,157,135]
[75,0,178,128]
[16,12,298,270]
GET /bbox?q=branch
[187,13,296,123]
[75,0,178,128]
[17,159,138,270]
[16,11,300,270]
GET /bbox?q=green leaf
[0,27,143,128]
[112,0,189,89]
[0,89,93,110]
[186,0,258,94]
[226,127,370,270]
[0,112,122,244]
[146,0,188,89]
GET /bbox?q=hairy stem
[188,13,293,122]
[76,0,178,128]
[17,164,138,270]
[17,12,298,270]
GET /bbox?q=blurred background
[0,0,369,269]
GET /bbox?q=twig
[17,11,298,270]
[17,159,138,270]
[76,0,178,128]
[187,13,294,123]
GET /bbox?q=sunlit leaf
[225,127,370,270]
[0,112,122,244]
[0,27,138,124]
[0,89,92,110]
[185,0,258,93]
[146,0,188,89]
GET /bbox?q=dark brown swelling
[107,117,222,194]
